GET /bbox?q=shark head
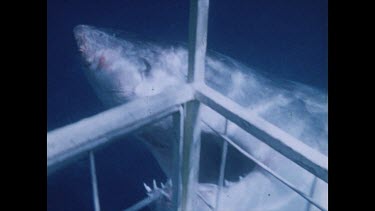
[74,24,183,106]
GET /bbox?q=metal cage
[47,1,328,210]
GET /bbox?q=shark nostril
[98,55,107,69]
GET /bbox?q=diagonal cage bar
[123,190,163,211]
[47,84,194,175]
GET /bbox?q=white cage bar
[47,0,328,210]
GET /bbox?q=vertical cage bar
[187,0,210,83]
[181,100,202,211]
[90,151,101,211]
[214,141,228,211]
[172,107,184,211]
[181,0,209,210]
[305,177,318,211]
[214,119,229,211]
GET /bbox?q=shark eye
[139,58,151,79]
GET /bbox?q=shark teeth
[143,183,152,193]
[143,179,172,197]
[142,179,174,202]
[153,179,157,189]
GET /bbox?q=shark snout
[73,25,92,36]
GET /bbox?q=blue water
[47,0,327,210]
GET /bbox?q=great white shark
[73,25,328,211]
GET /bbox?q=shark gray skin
[74,25,328,211]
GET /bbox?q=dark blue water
[47,0,327,210]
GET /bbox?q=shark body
[74,25,328,211]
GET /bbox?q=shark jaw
[74,25,328,210]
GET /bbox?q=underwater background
[47,0,327,210]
